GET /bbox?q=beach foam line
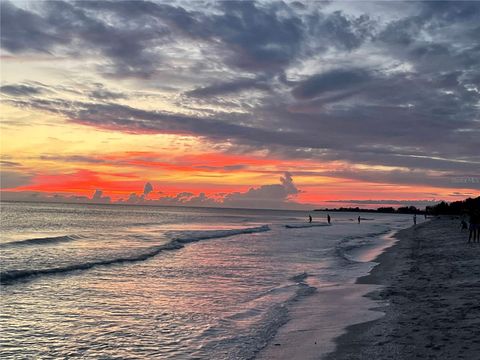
[285,223,331,229]
[0,235,84,248]
[172,225,270,243]
[335,229,392,263]
[289,271,308,283]
[0,225,270,285]
[196,271,316,359]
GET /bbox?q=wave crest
[285,223,331,229]
[0,235,83,248]
[1,225,270,285]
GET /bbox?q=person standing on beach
[476,212,480,243]
[358,216,361,224]
[309,215,312,223]
[327,214,331,224]
[413,214,417,225]
[468,213,479,243]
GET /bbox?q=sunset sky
[1,0,479,209]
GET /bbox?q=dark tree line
[426,196,479,215]
[316,206,423,214]
[315,196,479,215]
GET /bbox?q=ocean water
[0,202,418,359]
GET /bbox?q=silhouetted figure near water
[309,215,312,223]
[468,213,479,243]
[327,214,331,224]
[358,216,361,224]
[413,214,417,225]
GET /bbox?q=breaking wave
[1,225,270,285]
[335,229,392,263]
[193,271,316,359]
[285,223,331,229]
[0,235,83,248]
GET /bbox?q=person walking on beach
[413,214,417,225]
[308,215,312,223]
[327,214,331,224]
[358,216,361,224]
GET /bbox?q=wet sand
[256,232,397,360]
[326,217,480,359]
[256,282,384,360]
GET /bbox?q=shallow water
[0,202,419,359]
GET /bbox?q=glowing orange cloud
[12,170,145,197]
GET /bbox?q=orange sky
[1,100,476,209]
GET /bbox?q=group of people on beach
[307,214,360,224]
[465,212,480,243]
[307,213,424,225]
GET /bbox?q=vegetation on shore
[426,196,479,215]
[315,196,479,215]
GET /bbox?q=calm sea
[0,202,416,359]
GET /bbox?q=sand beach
[327,217,480,359]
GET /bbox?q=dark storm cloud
[318,167,480,190]
[325,199,441,207]
[222,172,303,209]
[45,0,171,78]
[0,1,67,52]
[0,0,307,77]
[308,10,375,51]
[39,155,106,164]
[143,182,153,196]
[0,1,402,79]
[88,87,126,101]
[186,78,271,98]
[291,69,371,99]
[1,0,171,78]
[89,0,306,71]
[91,189,111,204]
[419,0,480,22]
[0,160,22,167]
[376,1,480,71]
[0,171,33,189]
[196,164,247,171]
[206,1,304,71]
[0,84,44,96]
[6,97,347,152]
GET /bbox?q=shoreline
[326,216,480,359]
[256,224,405,360]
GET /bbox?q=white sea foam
[285,222,331,229]
[0,225,270,284]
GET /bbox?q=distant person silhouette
[424,213,427,220]
[358,216,361,224]
[309,215,312,223]
[468,213,479,243]
[327,214,331,224]
[413,214,417,225]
